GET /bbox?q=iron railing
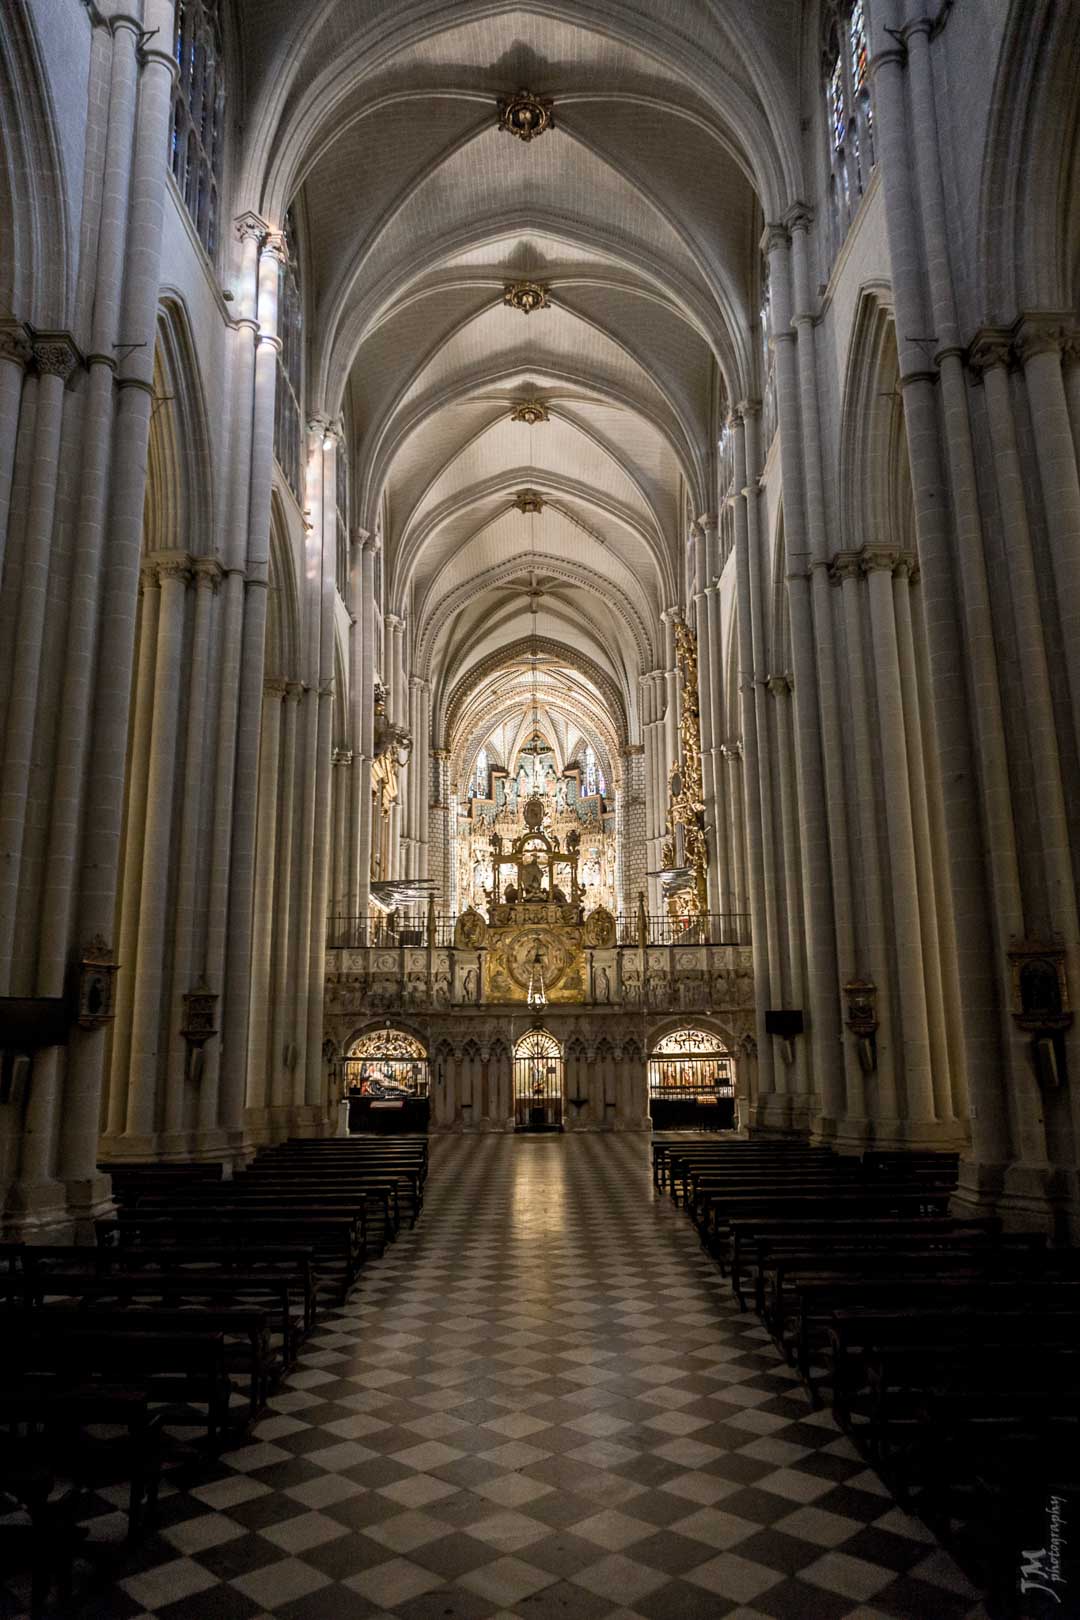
[327,912,751,949]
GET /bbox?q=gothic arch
[442,636,628,749]
[265,493,301,682]
[977,0,1080,318]
[0,2,69,325]
[838,288,911,558]
[144,300,214,557]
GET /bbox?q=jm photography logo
[1018,1493,1074,1617]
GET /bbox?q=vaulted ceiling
[239,0,806,752]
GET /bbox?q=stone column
[347,529,367,914]
[126,556,191,1143]
[834,553,896,1126]
[67,9,178,1176]
[692,523,721,915]
[270,683,301,1113]
[196,216,266,1144]
[768,674,809,1115]
[873,23,1018,1189]
[766,221,844,1126]
[732,408,774,1102]
[220,232,283,1147]
[721,743,747,925]
[163,558,221,1143]
[865,548,936,1129]
[0,334,80,991]
[661,608,680,781]
[246,678,286,1128]
[0,322,31,574]
[106,567,160,1139]
[331,750,351,919]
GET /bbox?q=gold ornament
[504,280,549,315]
[510,400,549,426]
[498,89,554,142]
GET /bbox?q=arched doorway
[513,1028,564,1132]
[344,1028,429,1133]
[648,1028,735,1131]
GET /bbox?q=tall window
[759,258,777,448]
[274,210,303,502]
[473,748,488,799]
[170,0,224,255]
[335,432,349,596]
[823,2,876,265]
[584,745,605,799]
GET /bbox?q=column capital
[29,328,82,382]
[966,328,1013,379]
[385,612,404,631]
[733,398,761,421]
[660,604,683,624]
[761,221,790,256]
[286,681,304,701]
[765,672,793,697]
[828,550,862,584]
[364,532,382,553]
[0,319,32,368]
[234,211,269,246]
[155,551,193,585]
[333,747,354,766]
[261,231,288,265]
[720,739,743,760]
[264,675,289,697]
[783,201,813,234]
[696,510,719,533]
[192,556,224,591]
[1013,313,1071,364]
[860,544,902,575]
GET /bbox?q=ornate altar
[661,619,709,918]
[456,744,616,915]
[453,795,617,1005]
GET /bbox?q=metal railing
[327,912,751,950]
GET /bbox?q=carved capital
[765,672,792,697]
[156,551,193,585]
[734,397,761,421]
[265,675,288,697]
[286,681,304,701]
[261,231,288,265]
[192,556,223,591]
[860,544,901,575]
[234,210,269,246]
[784,201,813,234]
[513,488,545,513]
[30,329,82,382]
[762,221,789,257]
[828,550,863,584]
[1013,314,1069,365]
[333,747,354,766]
[966,328,1013,378]
[0,320,32,368]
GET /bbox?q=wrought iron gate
[513,1028,563,1130]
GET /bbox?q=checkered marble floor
[49,1134,991,1620]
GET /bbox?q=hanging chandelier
[527,940,548,1010]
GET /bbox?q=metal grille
[513,1028,563,1130]
[647,1052,734,1102]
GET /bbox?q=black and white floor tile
[11,1135,991,1618]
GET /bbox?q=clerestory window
[823,0,875,265]
[273,210,304,502]
[170,0,224,256]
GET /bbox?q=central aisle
[121,1136,984,1620]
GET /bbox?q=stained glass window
[473,748,488,798]
[170,0,224,254]
[829,52,846,150]
[849,0,868,94]
[273,210,303,501]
